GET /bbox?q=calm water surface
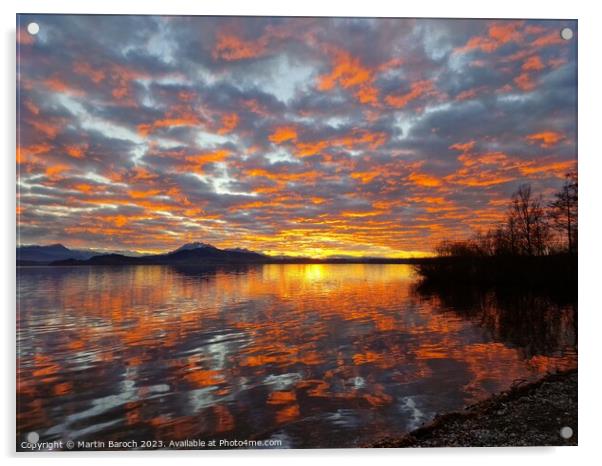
[17,264,576,448]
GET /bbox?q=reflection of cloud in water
[398,396,426,431]
[263,373,303,391]
[17,264,576,448]
[326,409,361,428]
[188,386,220,413]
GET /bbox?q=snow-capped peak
[173,242,216,253]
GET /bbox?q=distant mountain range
[17,244,100,264]
[17,242,268,266]
[17,243,424,266]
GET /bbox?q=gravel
[371,369,577,448]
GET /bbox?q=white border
[3,1,601,465]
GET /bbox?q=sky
[16,15,577,257]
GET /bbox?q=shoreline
[370,369,577,448]
[17,258,427,267]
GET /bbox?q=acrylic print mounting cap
[16,14,577,451]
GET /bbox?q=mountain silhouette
[171,242,217,253]
[19,242,424,266]
[50,243,268,266]
[17,244,100,264]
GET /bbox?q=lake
[16,264,577,449]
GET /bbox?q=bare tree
[505,215,519,255]
[508,184,550,256]
[434,183,560,258]
[549,172,578,253]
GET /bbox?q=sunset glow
[16,16,577,257]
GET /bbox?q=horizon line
[16,242,435,260]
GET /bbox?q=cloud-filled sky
[17,15,577,257]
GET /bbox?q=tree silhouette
[432,177,578,259]
[508,184,550,256]
[549,172,578,254]
[421,179,578,288]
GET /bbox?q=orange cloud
[269,126,298,143]
[45,164,70,179]
[112,86,128,99]
[514,72,536,91]
[105,64,148,103]
[244,168,320,183]
[488,22,523,43]
[295,140,329,157]
[452,174,515,187]
[108,215,129,227]
[456,21,524,53]
[17,143,52,163]
[24,100,39,115]
[316,47,394,106]
[408,172,442,187]
[131,166,158,181]
[385,80,435,108]
[444,151,519,187]
[407,196,447,205]
[447,150,574,188]
[350,170,381,184]
[455,88,479,101]
[127,189,161,199]
[355,85,379,105]
[184,150,231,170]
[138,115,200,136]
[522,55,544,71]
[458,151,510,168]
[449,141,476,153]
[242,99,270,117]
[519,159,575,177]
[73,183,94,193]
[526,131,565,147]
[217,113,239,135]
[44,77,84,96]
[531,32,564,48]
[73,61,106,83]
[29,119,61,139]
[317,50,372,91]
[338,130,387,150]
[65,145,87,159]
[213,33,266,61]
[293,129,387,157]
